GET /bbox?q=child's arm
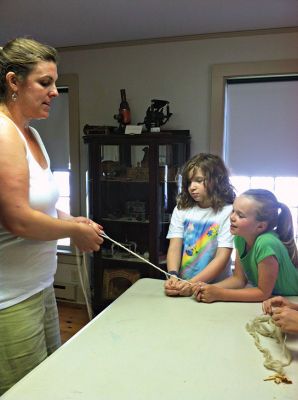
[166,237,183,276]
[189,247,232,284]
[194,254,279,303]
[164,238,184,296]
[173,247,234,297]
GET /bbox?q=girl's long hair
[243,189,298,268]
[177,153,235,212]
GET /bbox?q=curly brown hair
[177,153,235,212]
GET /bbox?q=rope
[246,315,292,384]
[76,249,93,320]
[75,230,190,321]
[100,231,190,284]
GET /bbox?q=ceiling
[1,0,298,49]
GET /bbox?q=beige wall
[58,30,298,216]
[58,30,298,156]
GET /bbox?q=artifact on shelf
[111,241,137,258]
[101,160,124,178]
[83,124,116,135]
[138,99,173,132]
[113,89,131,133]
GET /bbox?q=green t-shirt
[234,232,298,295]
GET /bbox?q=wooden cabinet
[83,127,190,314]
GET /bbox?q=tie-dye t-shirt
[167,205,233,281]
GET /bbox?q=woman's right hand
[262,296,291,315]
[71,221,103,252]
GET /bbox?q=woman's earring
[11,92,17,102]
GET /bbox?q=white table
[2,278,298,400]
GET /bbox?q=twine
[100,231,190,284]
[246,315,292,383]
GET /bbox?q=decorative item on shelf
[103,269,140,300]
[111,241,137,258]
[126,166,149,181]
[101,160,122,177]
[113,89,131,134]
[126,165,176,181]
[125,201,146,221]
[83,124,116,135]
[141,146,149,167]
[138,99,173,132]
[107,209,122,219]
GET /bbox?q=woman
[0,37,103,394]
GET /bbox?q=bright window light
[53,171,71,248]
[231,175,298,243]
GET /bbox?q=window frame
[56,74,80,254]
[209,59,298,155]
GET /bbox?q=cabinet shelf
[101,255,167,265]
[102,217,149,224]
[83,127,190,314]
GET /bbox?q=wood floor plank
[57,302,90,344]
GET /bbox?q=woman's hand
[164,278,192,297]
[271,306,298,334]
[262,296,291,315]
[71,221,103,252]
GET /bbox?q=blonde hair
[243,189,298,268]
[0,37,58,101]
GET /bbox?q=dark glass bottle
[119,89,131,125]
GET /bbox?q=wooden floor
[57,301,90,344]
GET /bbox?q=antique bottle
[114,89,131,133]
[119,89,131,125]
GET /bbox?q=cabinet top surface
[83,128,190,144]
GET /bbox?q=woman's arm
[195,254,279,303]
[0,121,102,252]
[57,209,101,227]
[271,307,298,334]
[263,296,298,314]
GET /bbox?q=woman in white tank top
[0,37,103,395]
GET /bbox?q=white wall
[58,31,298,156]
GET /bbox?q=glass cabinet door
[83,129,190,313]
[99,144,150,264]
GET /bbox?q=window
[231,176,298,244]
[31,74,80,252]
[53,171,71,247]
[210,59,298,246]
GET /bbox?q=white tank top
[0,116,59,309]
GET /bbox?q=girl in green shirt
[193,189,298,302]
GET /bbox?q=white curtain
[224,78,298,176]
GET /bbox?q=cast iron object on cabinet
[83,127,190,315]
[139,99,173,131]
